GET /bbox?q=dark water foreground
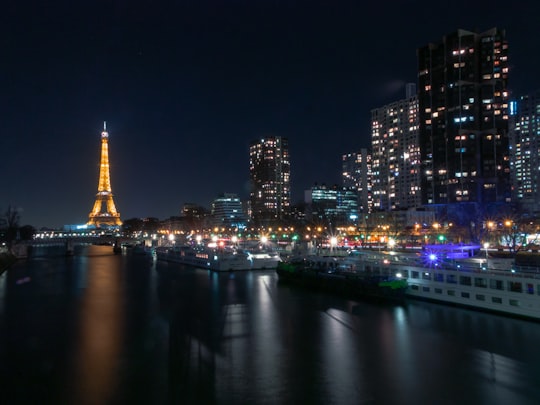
[1,245,540,405]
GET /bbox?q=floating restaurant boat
[346,245,540,321]
[156,244,254,271]
[276,254,408,302]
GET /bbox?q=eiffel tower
[87,122,122,227]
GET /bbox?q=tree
[3,205,21,247]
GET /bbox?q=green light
[438,235,445,241]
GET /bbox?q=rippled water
[1,245,540,404]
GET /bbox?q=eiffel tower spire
[87,122,122,227]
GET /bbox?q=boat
[132,243,156,259]
[156,244,253,271]
[276,254,408,302]
[351,245,540,321]
[240,248,281,270]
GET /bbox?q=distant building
[342,149,372,213]
[305,184,358,225]
[210,193,247,229]
[417,28,511,214]
[509,91,540,215]
[371,85,421,211]
[249,136,291,223]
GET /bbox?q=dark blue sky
[2,0,540,228]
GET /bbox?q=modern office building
[509,91,540,215]
[417,28,511,214]
[305,184,358,225]
[342,149,373,213]
[249,136,291,223]
[370,85,421,211]
[211,193,247,229]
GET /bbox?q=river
[1,245,539,404]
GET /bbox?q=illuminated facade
[509,91,540,214]
[305,184,358,225]
[211,193,247,229]
[342,149,372,213]
[87,122,122,227]
[418,28,511,207]
[249,136,290,223]
[371,85,421,211]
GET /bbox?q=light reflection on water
[69,246,124,405]
[1,250,540,404]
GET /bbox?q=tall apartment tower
[417,28,511,212]
[249,136,291,223]
[509,91,540,215]
[370,85,421,211]
[342,149,372,213]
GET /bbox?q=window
[508,282,522,293]
[411,271,419,279]
[474,278,487,288]
[526,284,534,294]
[490,279,504,290]
[476,294,486,301]
[492,297,502,304]
[411,285,419,290]
[509,299,520,307]
[422,272,431,280]
[447,290,456,296]
[435,288,443,294]
[461,292,470,298]
[434,273,444,282]
[422,286,430,292]
[460,276,472,286]
[446,274,457,284]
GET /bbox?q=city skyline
[2,1,540,228]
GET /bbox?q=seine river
[1,245,540,405]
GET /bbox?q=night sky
[2,1,540,229]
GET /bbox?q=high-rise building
[509,91,540,214]
[211,193,247,229]
[417,28,511,211]
[305,184,358,225]
[371,85,421,211]
[249,136,291,223]
[342,149,372,213]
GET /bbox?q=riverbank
[0,252,17,275]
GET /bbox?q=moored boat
[375,246,540,321]
[156,244,252,271]
[276,254,408,302]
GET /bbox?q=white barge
[347,246,540,321]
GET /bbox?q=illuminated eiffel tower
[87,122,122,227]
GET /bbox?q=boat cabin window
[411,271,419,279]
[490,279,504,290]
[434,273,444,282]
[459,276,472,286]
[509,299,520,307]
[435,288,443,294]
[461,292,470,298]
[446,274,457,284]
[492,297,502,304]
[447,290,456,296]
[474,277,487,288]
[422,272,431,280]
[526,284,534,294]
[475,294,485,301]
[508,281,522,293]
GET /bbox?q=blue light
[429,253,437,261]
